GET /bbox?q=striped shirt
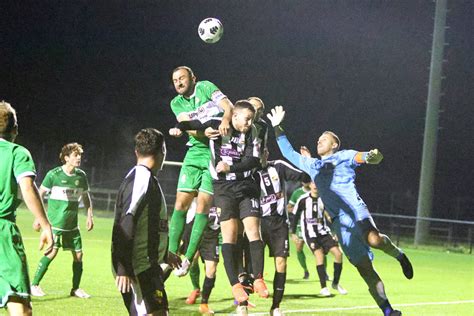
[294,193,331,238]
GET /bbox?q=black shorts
[213,180,260,222]
[261,216,290,257]
[199,227,220,262]
[121,265,168,315]
[357,217,380,237]
[306,234,338,255]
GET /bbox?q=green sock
[72,261,83,289]
[297,250,308,272]
[168,209,187,254]
[32,256,52,285]
[189,261,201,290]
[184,213,208,260]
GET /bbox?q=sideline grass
[1,209,473,315]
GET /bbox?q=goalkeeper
[267,106,413,316]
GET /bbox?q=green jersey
[41,166,89,230]
[289,186,310,206]
[0,139,36,221]
[170,80,226,150]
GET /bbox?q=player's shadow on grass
[32,295,74,302]
[284,293,335,299]
[285,278,316,284]
[168,297,238,315]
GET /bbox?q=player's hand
[39,227,54,256]
[267,106,285,127]
[204,127,220,139]
[216,161,230,173]
[218,117,231,136]
[167,251,182,269]
[116,275,133,293]
[86,216,94,231]
[300,146,312,157]
[169,128,183,137]
[366,149,383,164]
[32,219,41,232]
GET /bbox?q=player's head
[232,100,255,133]
[317,131,341,156]
[0,101,18,142]
[172,66,196,97]
[60,143,84,167]
[302,181,311,190]
[135,128,166,171]
[309,182,319,196]
[247,96,265,121]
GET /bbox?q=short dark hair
[135,128,165,157]
[0,101,17,138]
[234,100,256,115]
[247,96,265,110]
[172,66,194,78]
[59,143,83,164]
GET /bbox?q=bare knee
[275,257,287,273]
[174,192,195,211]
[366,231,383,247]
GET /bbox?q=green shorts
[53,228,82,252]
[177,148,213,195]
[0,219,30,308]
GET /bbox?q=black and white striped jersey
[255,160,310,218]
[111,165,168,277]
[255,118,268,159]
[209,124,261,181]
[293,193,331,238]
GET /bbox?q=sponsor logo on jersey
[219,147,240,158]
[75,180,80,186]
[260,192,283,205]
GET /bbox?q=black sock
[249,240,264,278]
[222,243,239,285]
[333,262,342,285]
[235,235,245,275]
[356,259,392,315]
[72,261,83,290]
[201,276,216,304]
[271,272,286,309]
[316,264,327,288]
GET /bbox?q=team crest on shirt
[75,180,80,186]
[271,175,278,182]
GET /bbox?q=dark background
[1,1,472,219]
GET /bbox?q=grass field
[2,209,473,315]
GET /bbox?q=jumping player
[168,66,233,276]
[31,142,94,298]
[267,106,412,316]
[0,101,53,315]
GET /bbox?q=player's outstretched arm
[19,177,53,255]
[218,98,233,136]
[355,149,383,165]
[267,106,316,178]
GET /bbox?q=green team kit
[0,139,37,307]
[41,166,89,251]
[170,80,226,195]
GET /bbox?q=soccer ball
[198,18,224,44]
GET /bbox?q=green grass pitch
[2,209,473,315]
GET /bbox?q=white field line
[243,300,474,315]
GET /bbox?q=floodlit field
[2,209,473,315]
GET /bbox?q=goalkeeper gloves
[266,106,286,127]
[366,149,383,164]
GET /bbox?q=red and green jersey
[170,80,226,150]
[0,139,36,221]
[41,166,89,230]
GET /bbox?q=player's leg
[31,231,60,296]
[131,266,169,316]
[69,231,90,298]
[313,248,329,293]
[359,218,413,279]
[294,236,309,279]
[242,215,268,299]
[168,190,196,255]
[327,245,347,295]
[356,256,401,316]
[183,191,212,262]
[185,252,201,304]
[6,297,32,316]
[199,260,217,315]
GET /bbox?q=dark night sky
[1,1,473,219]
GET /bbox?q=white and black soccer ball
[198,18,224,44]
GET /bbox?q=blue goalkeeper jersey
[276,134,370,222]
